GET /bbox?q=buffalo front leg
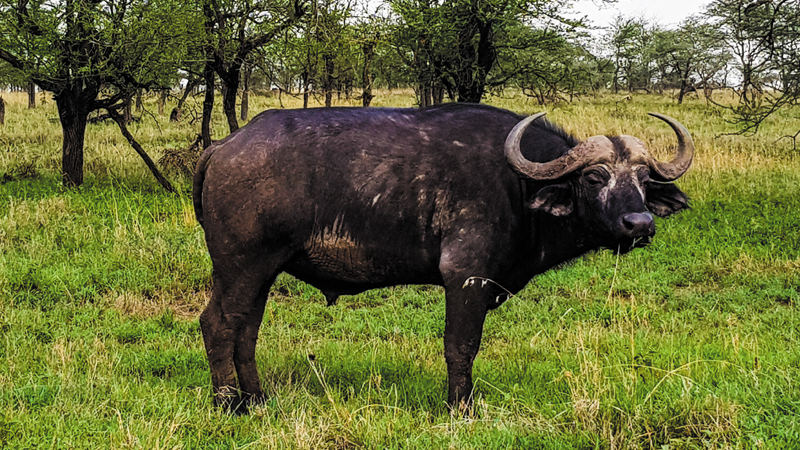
[443,280,489,410]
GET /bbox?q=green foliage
[0,0,204,186]
[201,0,304,133]
[606,15,654,93]
[0,0,199,97]
[500,26,604,104]
[705,0,800,132]
[0,60,26,88]
[389,0,591,104]
[1,91,800,448]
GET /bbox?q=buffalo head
[505,112,693,253]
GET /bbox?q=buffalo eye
[582,168,609,187]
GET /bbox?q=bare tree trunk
[453,18,494,103]
[362,39,376,107]
[433,85,444,104]
[323,54,334,108]
[418,85,433,107]
[302,70,310,109]
[135,89,143,112]
[344,78,353,100]
[678,78,688,105]
[221,79,240,133]
[170,108,182,123]
[178,78,201,110]
[240,89,249,121]
[0,96,5,125]
[27,80,35,109]
[168,77,201,123]
[241,65,252,122]
[123,100,133,123]
[158,90,167,115]
[202,64,216,149]
[703,83,714,104]
[56,96,89,187]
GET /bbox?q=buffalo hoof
[214,386,244,414]
[232,394,270,416]
[214,387,270,415]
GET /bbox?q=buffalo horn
[504,113,611,180]
[646,112,695,181]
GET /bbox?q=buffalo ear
[646,181,690,217]
[529,183,573,216]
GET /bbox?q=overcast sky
[571,0,709,30]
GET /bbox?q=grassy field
[1,89,799,449]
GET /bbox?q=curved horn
[647,112,695,181]
[505,113,612,180]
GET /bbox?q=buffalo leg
[200,295,239,410]
[233,279,275,407]
[200,258,282,412]
[322,291,339,306]
[442,279,489,409]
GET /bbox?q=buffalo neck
[529,212,596,273]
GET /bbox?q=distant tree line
[0,0,797,187]
[603,0,799,135]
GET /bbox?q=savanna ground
[0,88,799,449]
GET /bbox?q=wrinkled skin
[193,103,691,413]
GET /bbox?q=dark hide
[193,103,690,412]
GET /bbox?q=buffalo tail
[192,145,216,228]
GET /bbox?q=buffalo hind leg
[233,279,276,411]
[200,295,239,409]
[200,257,284,413]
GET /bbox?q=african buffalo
[193,103,693,412]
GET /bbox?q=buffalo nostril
[621,212,655,237]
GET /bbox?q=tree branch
[106,107,176,193]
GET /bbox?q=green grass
[1,90,799,448]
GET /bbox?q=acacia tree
[258,22,319,108]
[201,0,304,144]
[606,16,655,93]
[503,26,601,104]
[354,18,384,107]
[390,0,591,104]
[308,0,353,107]
[0,0,198,187]
[705,0,800,133]
[390,0,450,106]
[256,0,360,109]
[649,19,729,103]
[370,31,408,91]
